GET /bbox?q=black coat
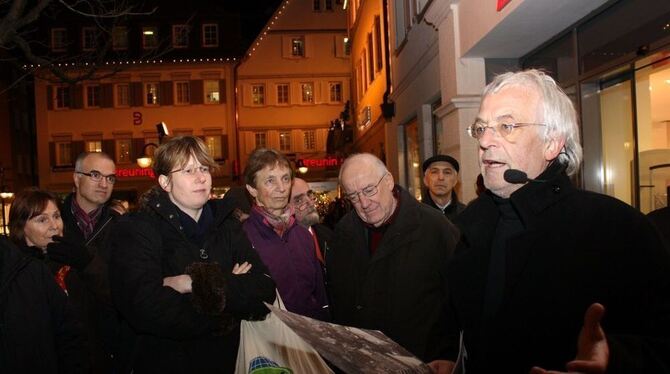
[0,237,87,373]
[327,186,459,361]
[447,166,670,373]
[109,190,276,373]
[421,191,466,222]
[312,223,335,261]
[61,193,121,371]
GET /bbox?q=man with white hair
[430,69,670,373]
[327,153,459,362]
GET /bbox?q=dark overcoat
[109,191,275,373]
[327,186,459,362]
[447,166,670,373]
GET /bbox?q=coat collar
[451,163,576,317]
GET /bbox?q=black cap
[422,155,460,173]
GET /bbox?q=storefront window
[635,57,670,213]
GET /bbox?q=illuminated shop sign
[301,158,344,168]
[116,168,156,179]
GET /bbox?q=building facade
[236,0,351,184]
[376,0,670,212]
[346,0,395,176]
[30,3,252,202]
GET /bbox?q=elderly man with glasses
[326,153,459,363]
[429,69,670,374]
[45,151,123,372]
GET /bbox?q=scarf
[71,197,102,239]
[252,204,295,237]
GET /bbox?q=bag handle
[274,289,286,311]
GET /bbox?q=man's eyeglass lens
[77,171,116,184]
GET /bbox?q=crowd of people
[1,69,669,373]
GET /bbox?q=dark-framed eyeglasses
[293,190,316,210]
[344,173,388,203]
[76,170,117,184]
[169,165,210,176]
[467,121,546,141]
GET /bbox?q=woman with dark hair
[2,188,87,373]
[108,136,275,373]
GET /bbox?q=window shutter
[49,142,56,168]
[160,81,173,106]
[72,141,85,161]
[219,79,226,103]
[222,134,229,160]
[281,35,290,58]
[72,85,84,109]
[102,139,115,158]
[101,84,114,108]
[132,138,145,159]
[47,86,53,110]
[190,80,203,104]
[130,82,143,107]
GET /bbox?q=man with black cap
[422,155,465,221]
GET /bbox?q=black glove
[47,236,93,271]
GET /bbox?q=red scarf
[252,205,295,237]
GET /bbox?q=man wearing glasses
[429,70,670,374]
[48,151,122,371]
[289,177,334,266]
[326,153,459,363]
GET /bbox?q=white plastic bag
[235,292,334,374]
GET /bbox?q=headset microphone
[503,169,546,184]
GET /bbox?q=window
[301,82,314,104]
[205,135,223,159]
[142,27,158,49]
[51,28,67,52]
[325,0,333,10]
[86,85,101,108]
[202,24,219,47]
[252,84,265,105]
[204,80,220,104]
[174,81,190,105]
[82,27,96,51]
[279,131,292,152]
[54,86,70,109]
[115,83,129,107]
[313,0,321,11]
[172,25,189,48]
[112,27,128,50]
[115,139,132,164]
[374,16,383,71]
[55,141,72,166]
[329,82,342,102]
[292,37,305,57]
[304,130,316,150]
[255,132,267,149]
[344,36,351,56]
[367,33,374,83]
[85,140,102,153]
[277,84,289,105]
[145,82,159,106]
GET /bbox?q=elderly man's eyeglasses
[467,121,546,141]
[169,165,210,176]
[76,170,117,184]
[293,190,316,210]
[344,173,388,203]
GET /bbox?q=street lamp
[296,159,308,174]
[0,167,13,235]
[137,142,159,168]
